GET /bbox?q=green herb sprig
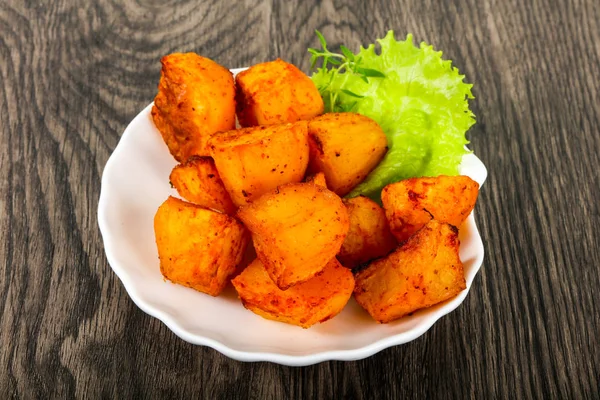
[308,30,385,112]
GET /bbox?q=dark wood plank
[0,0,598,398]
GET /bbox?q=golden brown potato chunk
[337,196,397,269]
[237,182,349,290]
[235,59,324,127]
[232,258,354,328]
[304,172,327,188]
[154,196,249,296]
[152,53,236,162]
[169,156,236,215]
[354,220,466,323]
[381,175,479,243]
[307,113,388,196]
[209,122,309,207]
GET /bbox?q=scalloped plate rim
[98,68,487,367]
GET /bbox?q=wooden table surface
[1,0,599,398]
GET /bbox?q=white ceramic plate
[98,68,487,366]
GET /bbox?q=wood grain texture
[1,0,599,398]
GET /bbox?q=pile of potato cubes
[151,53,479,328]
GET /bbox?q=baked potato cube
[304,172,327,188]
[232,258,354,328]
[209,122,309,207]
[237,182,349,290]
[354,220,466,323]
[154,196,249,296]
[152,53,236,161]
[235,59,324,127]
[169,156,236,215]
[337,196,397,269]
[381,175,479,243]
[307,113,388,196]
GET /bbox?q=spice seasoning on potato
[354,220,466,323]
[152,53,236,162]
[169,156,236,215]
[235,59,324,127]
[381,175,479,243]
[337,196,397,269]
[307,113,388,196]
[304,172,328,188]
[209,122,309,207]
[232,258,354,328]
[237,182,349,290]
[154,196,249,296]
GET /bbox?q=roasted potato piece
[169,156,236,215]
[337,196,397,269]
[237,182,349,290]
[154,196,249,296]
[235,59,324,127]
[209,122,309,207]
[304,172,327,188]
[232,258,354,328]
[307,113,388,196]
[354,220,466,323]
[381,175,479,243]
[152,53,236,161]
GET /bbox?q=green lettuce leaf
[311,31,475,200]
